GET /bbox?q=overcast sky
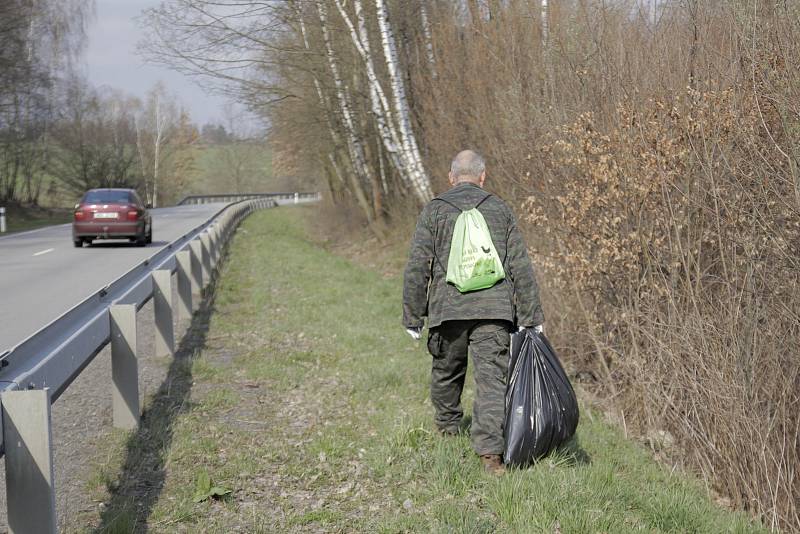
[84,0,230,126]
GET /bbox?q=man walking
[402,150,545,475]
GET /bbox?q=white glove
[406,327,422,340]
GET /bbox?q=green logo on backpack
[445,203,505,293]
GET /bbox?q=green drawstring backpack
[438,194,505,292]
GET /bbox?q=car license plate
[94,212,118,219]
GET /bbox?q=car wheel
[73,238,83,248]
[135,231,147,247]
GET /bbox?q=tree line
[0,0,91,204]
[143,0,439,233]
[0,0,192,208]
[49,79,197,207]
[0,1,259,207]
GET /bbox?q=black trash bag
[503,329,579,466]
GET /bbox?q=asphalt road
[0,203,228,353]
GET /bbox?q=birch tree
[541,0,549,45]
[291,1,352,207]
[316,1,377,223]
[419,2,437,79]
[331,1,405,188]
[135,83,179,207]
[143,0,433,221]
[374,0,432,202]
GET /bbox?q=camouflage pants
[427,319,511,455]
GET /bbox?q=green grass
[83,208,766,533]
[1,203,72,234]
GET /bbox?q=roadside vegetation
[5,1,796,529]
[84,209,765,533]
[0,203,72,234]
[144,3,800,528]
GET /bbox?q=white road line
[33,248,54,256]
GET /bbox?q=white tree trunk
[316,1,376,221]
[419,2,437,79]
[377,144,389,195]
[541,0,549,46]
[374,0,432,203]
[134,115,150,202]
[152,94,163,208]
[296,5,352,196]
[328,152,347,187]
[333,0,406,180]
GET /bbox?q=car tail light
[127,210,140,221]
[74,208,87,221]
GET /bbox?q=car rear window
[82,191,134,204]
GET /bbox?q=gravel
[0,273,193,532]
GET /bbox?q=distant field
[82,208,766,533]
[170,143,282,204]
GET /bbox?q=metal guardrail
[177,192,320,206]
[0,193,319,533]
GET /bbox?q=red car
[72,188,153,247]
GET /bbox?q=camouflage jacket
[402,182,545,329]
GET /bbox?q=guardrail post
[1,388,57,533]
[110,304,139,430]
[0,206,6,233]
[207,225,216,268]
[221,212,231,240]
[189,240,203,303]
[208,224,220,268]
[214,222,222,258]
[152,269,174,358]
[176,250,192,322]
[200,232,212,287]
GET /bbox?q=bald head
[449,150,486,186]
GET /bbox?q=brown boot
[480,454,505,476]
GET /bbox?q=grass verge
[84,208,766,533]
[1,203,71,234]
